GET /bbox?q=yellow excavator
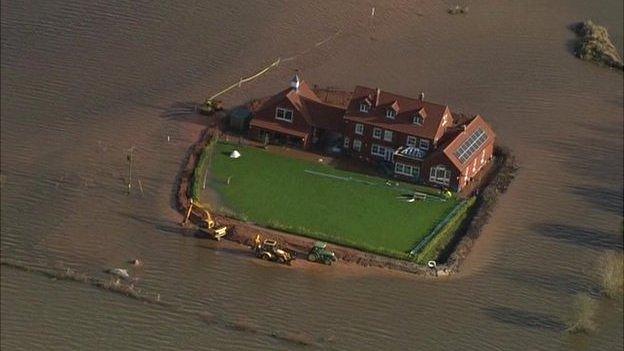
[181,199,228,240]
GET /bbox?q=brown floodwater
[1,1,622,350]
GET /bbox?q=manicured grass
[202,142,459,257]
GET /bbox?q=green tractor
[307,241,337,265]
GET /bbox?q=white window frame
[406,135,417,147]
[371,144,386,157]
[429,165,451,186]
[359,103,370,113]
[413,115,423,125]
[372,128,382,139]
[355,123,364,135]
[419,139,430,150]
[395,162,419,177]
[383,130,393,142]
[386,109,396,119]
[275,107,294,122]
[343,137,350,148]
[353,139,362,152]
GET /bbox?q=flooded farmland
[1,1,622,350]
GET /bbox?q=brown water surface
[1,1,622,350]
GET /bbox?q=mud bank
[175,125,516,277]
[0,258,168,306]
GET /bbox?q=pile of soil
[571,21,623,70]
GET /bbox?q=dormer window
[275,107,293,122]
[413,115,424,125]
[386,109,396,119]
[359,103,370,113]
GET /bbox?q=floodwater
[1,1,622,350]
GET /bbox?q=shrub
[598,251,623,298]
[570,20,623,69]
[566,293,597,334]
[415,197,476,264]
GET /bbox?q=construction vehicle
[253,236,295,265]
[181,199,228,240]
[199,58,280,116]
[199,99,223,116]
[307,241,337,265]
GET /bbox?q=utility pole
[127,146,135,194]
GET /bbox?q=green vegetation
[414,197,476,264]
[566,293,597,334]
[191,137,218,202]
[598,250,623,298]
[571,20,623,70]
[203,142,459,257]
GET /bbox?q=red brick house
[248,77,496,191]
[249,75,345,149]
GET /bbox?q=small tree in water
[598,250,623,298]
[566,293,597,334]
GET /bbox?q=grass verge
[415,197,477,264]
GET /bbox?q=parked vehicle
[253,238,295,265]
[307,241,337,265]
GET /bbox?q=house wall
[249,98,313,148]
[422,152,461,191]
[343,119,433,162]
[455,141,495,190]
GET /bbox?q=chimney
[290,74,301,92]
[375,88,381,107]
[419,92,425,101]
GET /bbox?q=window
[386,109,396,119]
[406,135,417,147]
[355,123,364,135]
[343,137,350,148]
[480,150,486,164]
[373,128,382,139]
[383,130,393,142]
[413,115,423,125]
[353,139,362,152]
[442,115,448,127]
[275,107,293,122]
[419,139,430,150]
[472,160,477,174]
[395,163,419,177]
[429,165,451,186]
[359,103,370,113]
[371,144,386,157]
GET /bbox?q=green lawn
[202,142,459,257]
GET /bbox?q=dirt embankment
[175,126,517,277]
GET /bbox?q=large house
[248,76,496,191]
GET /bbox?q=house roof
[344,86,450,140]
[312,88,353,109]
[249,119,309,138]
[438,115,496,170]
[251,80,346,133]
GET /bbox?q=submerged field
[203,142,459,256]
